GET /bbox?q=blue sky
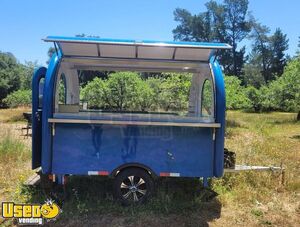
[0,0,299,65]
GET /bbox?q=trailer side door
[32,67,47,169]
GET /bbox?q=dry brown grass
[0,107,30,123]
[211,111,300,226]
[0,109,32,225]
[0,109,299,226]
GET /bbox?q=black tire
[113,168,154,205]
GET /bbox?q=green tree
[242,58,265,88]
[248,19,272,83]
[106,72,141,111]
[135,80,155,111]
[224,76,251,109]
[244,86,271,112]
[78,70,110,87]
[202,79,214,116]
[159,73,192,112]
[0,52,22,106]
[205,1,227,41]
[3,89,31,108]
[20,61,38,90]
[145,77,163,110]
[245,86,260,111]
[46,47,55,64]
[267,57,300,119]
[173,9,196,41]
[269,28,289,78]
[222,0,251,77]
[173,0,251,77]
[81,77,108,109]
[173,8,213,42]
[248,21,289,83]
[296,36,300,56]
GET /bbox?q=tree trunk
[297,111,300,121]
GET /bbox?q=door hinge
[52,123,55,136]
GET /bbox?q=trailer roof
[44,36,231,63]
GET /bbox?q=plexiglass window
[53,61,216,123]
[201,79,214,117]
[58,74,67,104]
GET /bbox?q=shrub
[81,72,193,113]
[3,89,31,108]
[135,80,155,111]
[81,77,108,109]
[224,76,251,110]
[159,73,192,111]
[145,77,163,110]
[245,86,261,112]
[269,58,300,112]
[106,72,141,111]
[243,57,300,114]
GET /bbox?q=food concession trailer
[32,36,232,204]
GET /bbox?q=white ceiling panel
[138,46,174,59]
[175,48,211,61]
[45,36,231,63]
[100,44,135,58]
[60,43,98,56]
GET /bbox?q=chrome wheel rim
[120,175,147,202]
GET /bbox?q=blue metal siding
[210,59,226,177]
[32,67,47,169]
[41,52,61,174]
[52,124,214,177]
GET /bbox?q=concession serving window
[44,36,231,127]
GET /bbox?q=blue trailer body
[52,124,214,177]
[32,36,231,184]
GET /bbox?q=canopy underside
[44,36,231,72]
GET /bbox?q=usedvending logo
[1,199,61,225]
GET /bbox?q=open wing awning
[44,36,231,72]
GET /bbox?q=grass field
[0,109,299,226]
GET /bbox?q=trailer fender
[111,163,157,179]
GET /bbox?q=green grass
[18,177,221,226]
[0,133,28,158]
[0,128,31,209]
[22,177,217,215]
[0,110,299,226]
